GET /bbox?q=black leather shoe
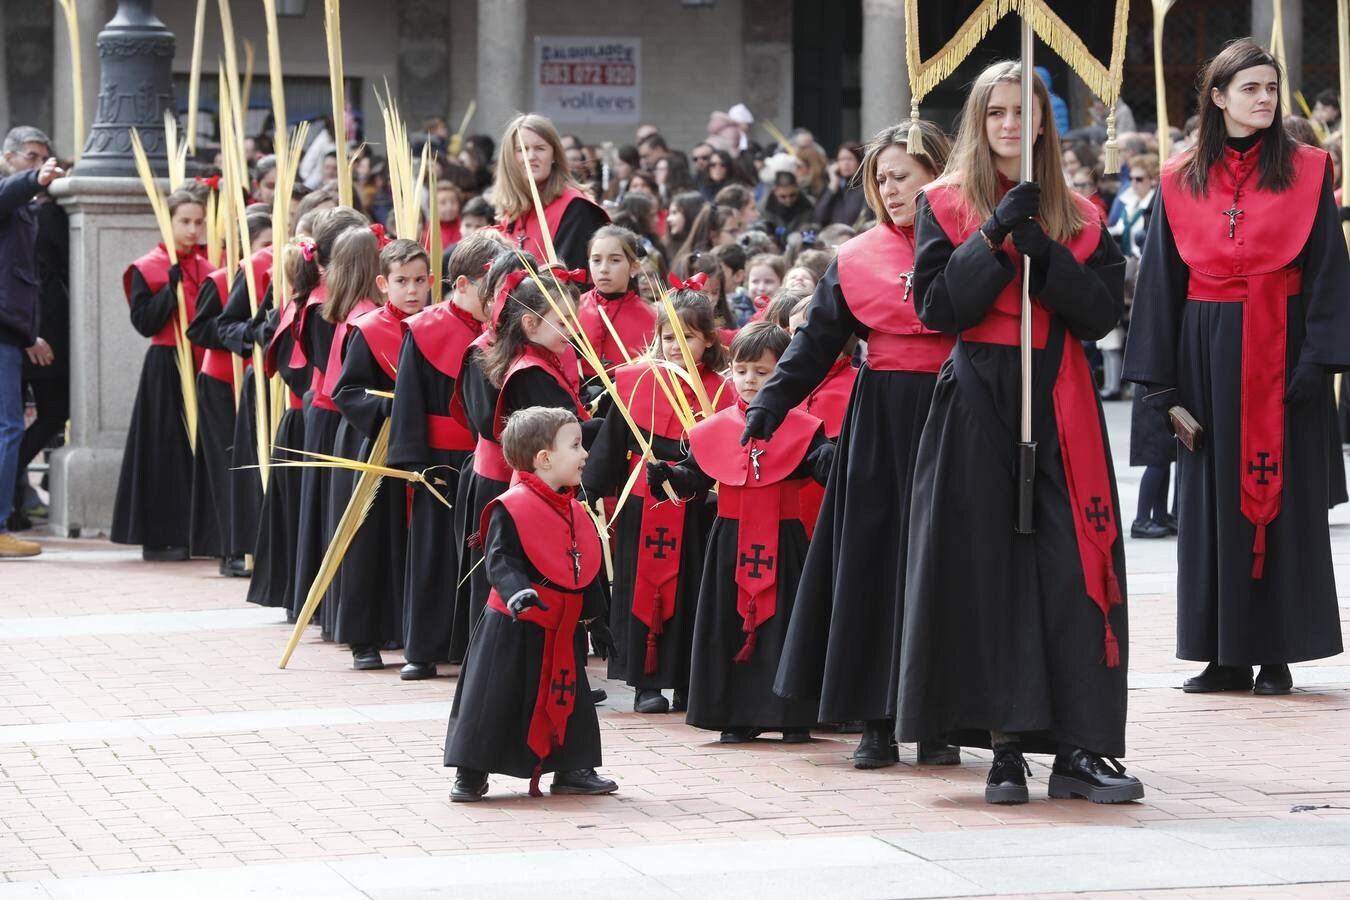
[550,767,618,795]
[917,739,961,766]
[1049,749,1145,803]
[985,745,1031,805]
[671,689,688,712]
[633,689,670,714]
[143,545,190,562]
[1130,519,1170,539]
[1182,662,1253,693]
[1162,513,1178,535]
[852,722,899,769]
[400,662,437,680]
[218,555,250,577]
[1254,664,1293,695]
[719,729,761,743]
[450,768,488,802]
[780,728,812,743]
[352,646,384,670]
[591,688,607,705]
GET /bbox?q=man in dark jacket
[0,126,65,557]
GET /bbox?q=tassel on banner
[907,99,925,158]
[1103,110,1119,173]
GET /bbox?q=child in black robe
[445,406,617,801]
[648,321,833,742]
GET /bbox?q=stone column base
[47,446,124,538]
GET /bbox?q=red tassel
[528,764,543,798]
[467,530,483,551]
[1105,562,1122,606]
[1103,619,1120,668]
[644,633,659,674]
[733,630,757,665]
[1251,522,1266,580]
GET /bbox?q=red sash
[200,268,240,385]
[492,344,588,438]
[124,243,211,368]
[314,298,379,411]
[577,289,657,376]
[351,302,411,380]
[1162,142,1328,578]
[473,437,514,481]
[502,186,606,264]
[689,404,820,663]
[480,481,601,770]
[927,181,1124,666]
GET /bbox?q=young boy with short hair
[444,406,617,802]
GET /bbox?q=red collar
[386,302,413,322]
[517,470,575,515]
[449,300,482,330]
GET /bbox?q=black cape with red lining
[388,303,480,666]
[442,500,606,778]
[1123,144,1350,666]
[673,406,833,733]
[754,255,940,725]
[111,249,212,550]
[581,362,729,691]
[330,311,407,650]
[897,190,1129,758]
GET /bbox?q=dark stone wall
[5,0,54,135]
[397,0,450,123]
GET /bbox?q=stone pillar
[398,0,451,122]
[861,0,909,140]
[477,0,526,130]
[1251,0,1303,97]
[53,0,103,160]
[48,0,177,536]
[743,0,792,150]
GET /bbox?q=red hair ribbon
[667,271,709,292]
[195,175,221,191]
[546,265,588,284]
[492,268,534,328]
[299,237,317,262]
[370,223,391,248]
[753,295,771,311]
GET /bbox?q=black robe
[217,279,274,557]
[897,195,1129,758]
[185,277,233,559]
[292,311,341,631]
[1122,171,1350,665]
[110,268,198,550]
[387,332,469,666]
[671,437,833,733]
[754,261,937,724]
[443,504,605,778]
[581,403,714,692]
[331,329,406,649]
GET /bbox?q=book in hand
[1168,405,1204,453]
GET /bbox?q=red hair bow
[299,237,317,262]
[667,271,709,292]
[492,268,534,328]
[370,223,391,248]
[195,175,221,191]
[546,266,588,284]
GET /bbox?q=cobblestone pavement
[2,404,1348,898]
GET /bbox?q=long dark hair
[1181,37,1296,196]
[655,289,728,371]
[483,276,577,387]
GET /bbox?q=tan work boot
[0,532,41,557]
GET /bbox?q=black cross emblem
[1248,451,1279,485]
[552,668,576,706]
[645,527,677,560]
[1084,496,1111,533]
[739,544,775,579]
[1223,206,1243,239]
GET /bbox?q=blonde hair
[322,227,381,323]
[939,61,1083,242]
[859,121,951,221]
[493,113,581,221]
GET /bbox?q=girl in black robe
[1123,40,1350,694]
[184,268,235,565]
[898,62,1141,807]
[582,290,731,714]
[748,122,961,769]
[111,190,212,561]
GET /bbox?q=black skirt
[773,368,935,724]
[451,468,510,658]
[246,407,305,608]
[111,345,194,549]
[292,406,341,631]
[189,374,235,558]
[402,449,467,665]
[229,373,266,556]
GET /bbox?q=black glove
[1010,219,1055,261]
[741,405,782,445]
[1139,384,1178,413]
[1285,361,1324,406]
[380,397,394,418]
[506,589,547,620]
[167,263,182,290]
[984,181,1041,243]
[646,460,673,490]
[588,619,617,660]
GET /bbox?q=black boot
[143,545,190,562]
[400,662,437,680]
[671,688,688,712]
[852,721,899,769]
[352,646,384,670]
[719,728,760,743]
[218,555,250,577]
[985,744,1031,805]
[450,767,488,802]
[917,739,961,766]
[1130,519,1170,539]
[550,768,618,795]
[780,728,812,743]
[591,688,607,705]
[1182,662,1253,693]
[1049,749,1144,803]
[1254,664,1293,695]
[633,689,670,714]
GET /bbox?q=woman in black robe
[1123,39,1350,695]
[898,62,1141,807]
[747,122,959,769]
[184,270,234,565]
